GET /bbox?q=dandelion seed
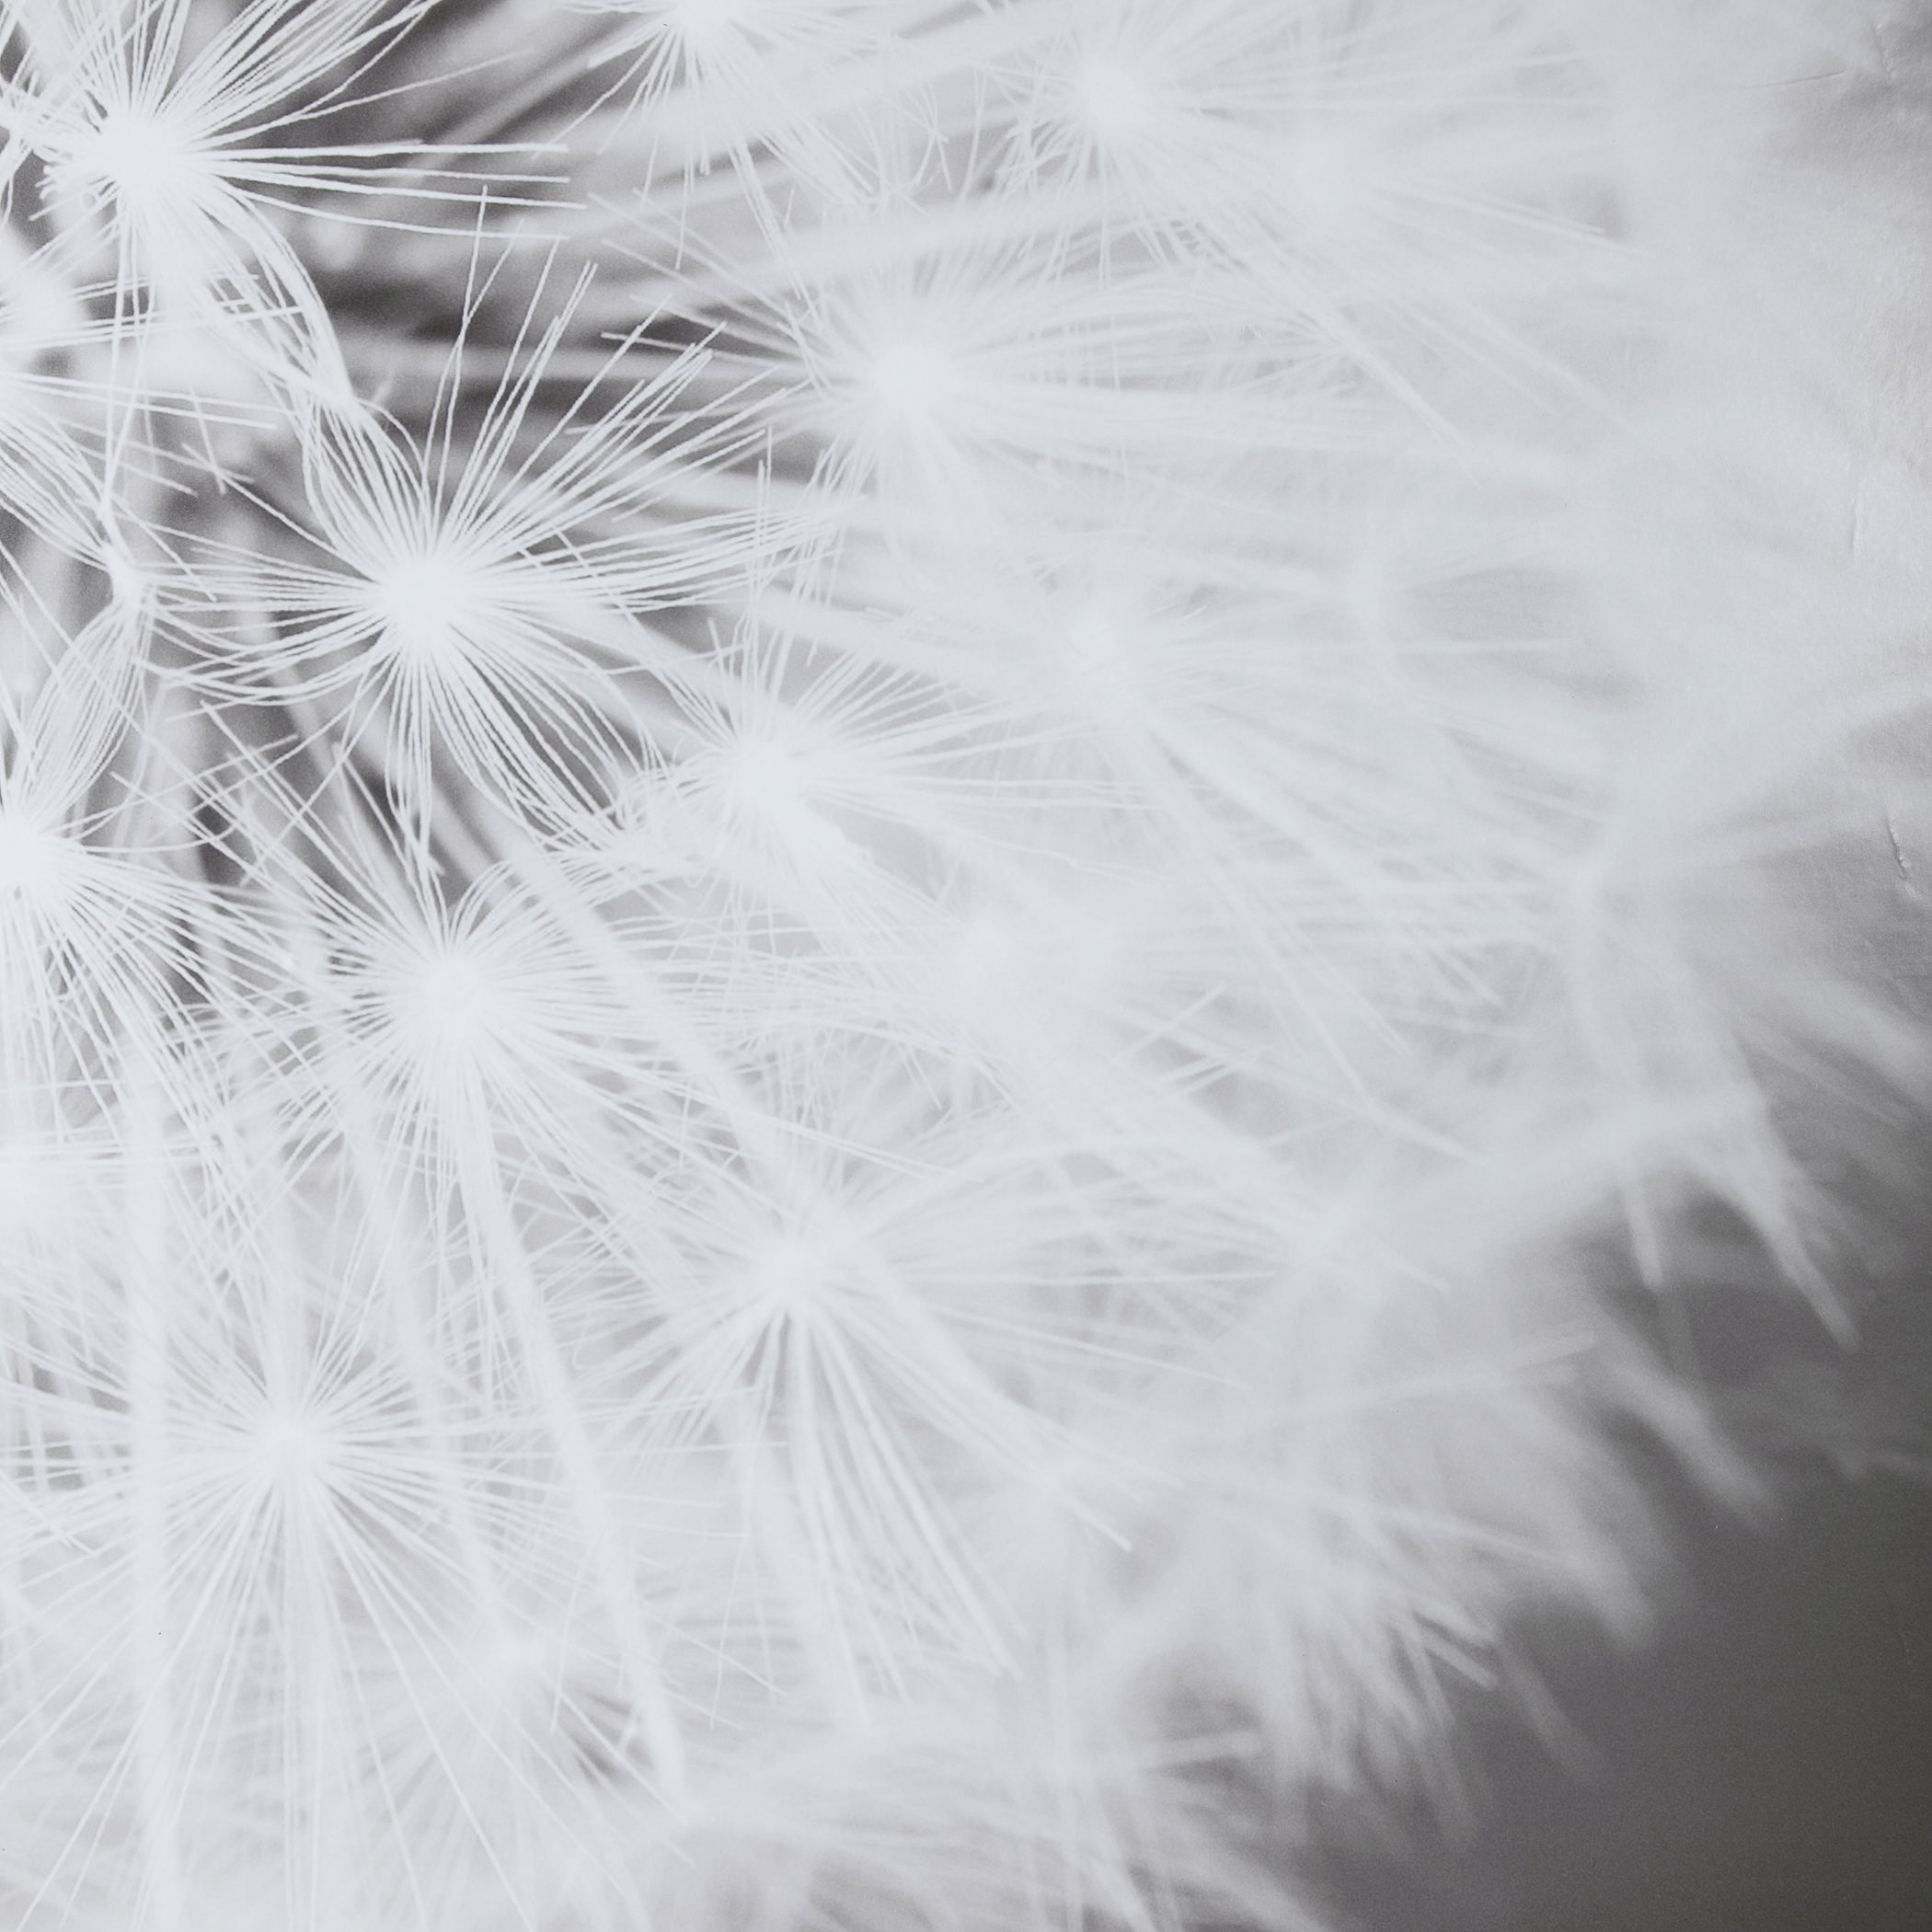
[1064,59,1166,149]
[0,3,1921,1928]
[0,807,69,905]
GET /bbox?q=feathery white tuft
[0,3,1924,1929]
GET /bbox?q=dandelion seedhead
[0,2,1925,1928]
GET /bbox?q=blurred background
[1306,1184,1932,1932]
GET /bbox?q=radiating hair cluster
[0,2,1921,1927]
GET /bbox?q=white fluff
[0,2,1922,1926]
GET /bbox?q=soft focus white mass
[0,1,1925,1927]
